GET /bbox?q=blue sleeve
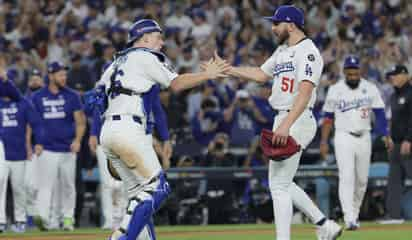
[372,108,389,136]
[25,99,45,144]
[0,79,22,101]
[90,109,102,137]
[152,93,170,141]
[323,112,334,119]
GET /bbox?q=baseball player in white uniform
[215,5,342,240]
[89,19,229,240]
[320,56,392,230]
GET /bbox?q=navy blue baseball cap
[343,56,360,69]
[386,64,408,77]
[126,19,163,48]
[47,61,68,74]
[264,5,304,27]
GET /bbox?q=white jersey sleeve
[139,52,178,88]
[296,45,323,86]
[322,85,337,113]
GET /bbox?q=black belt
[349,132,363,138]
[110,115,142,124]
[109,86,139,96]
[274,107,313,114]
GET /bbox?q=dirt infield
[3,224,412,240]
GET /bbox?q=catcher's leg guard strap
[152,172,171,211]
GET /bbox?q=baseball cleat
[108,229,124,240]
[316,219,343,240]
[0,223,6,233]
[34,216,48,231]
[345,221,360,231]
[63,217,74,231]
[11,222,26,233]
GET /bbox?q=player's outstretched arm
[169,58,230,92]
[214,51,271,83]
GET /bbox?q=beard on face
[345,79,360,89]
[276,28,289,45]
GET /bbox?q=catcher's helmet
[264,5,304,27]
[126,19,162,48]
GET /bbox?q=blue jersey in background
[0,97,43,160]
[31,87,82,152]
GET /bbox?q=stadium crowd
[1,0,412,232]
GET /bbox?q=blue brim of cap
[344,64,359,69]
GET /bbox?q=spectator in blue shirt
[223,90,265,148]
[191,97,224,146]
[252,82,275,134]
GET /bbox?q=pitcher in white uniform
[90,19,230,240]
[320,56,393,230]
[215,5,342,240]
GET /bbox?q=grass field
[1,222,412,240]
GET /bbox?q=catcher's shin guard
[125,172,170,240]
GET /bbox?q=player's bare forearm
[170,72,210,92]
[320,119,333,143]
[171,59,230,92]
[280,80,314,129]
[228,67,271,83]
[223,102,235,122]
[252,107,268,123]
[74,110,86,142]
[26,124,32,150]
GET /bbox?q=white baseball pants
[96,145,127,228]
[269,110,325,240]
[100,116,162,239]
[35,150,76,224]
[334,131,371,224]
[0,158,27,223]
[24,156,38,217]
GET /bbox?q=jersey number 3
[281,77,294,93]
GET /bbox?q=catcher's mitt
[260,128,301,161]
[107,159,121,181]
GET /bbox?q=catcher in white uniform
[88,19,229,240]
[215,5,342,240]
[320,56,393,230]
